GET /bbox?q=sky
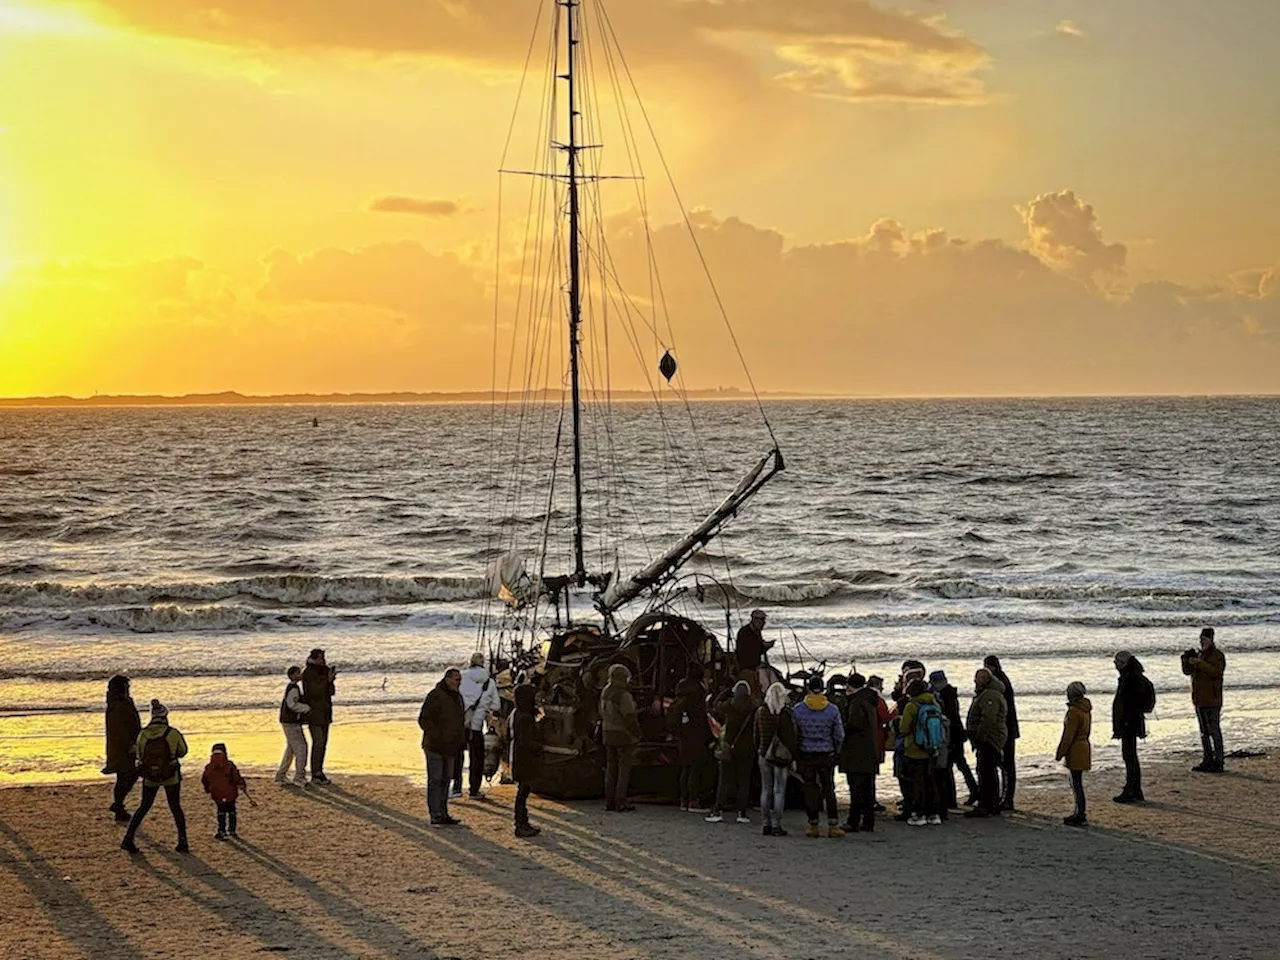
[1,0,1278,397]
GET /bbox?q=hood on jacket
[731,680,752,706]
[207,748,230,769]
[1120,656,1146,676]
[514,684,536,713]
[803,693,829,711]
[1072,696,1094,713]
[675,676,704,698]
[107,675,131,702]
[981,677,1006,697]
[764,682,789,715]
[910,692,938,706]
[602,664,632,704]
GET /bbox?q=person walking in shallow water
[1183,627,1227,773]
[122,699,189,853]
[274,665,310,786]
[1112,650,1153,803]
[103,675,142,823]
[1056,682,1092,826]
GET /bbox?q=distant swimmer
[381,677,388,691]
[312,417,319,428]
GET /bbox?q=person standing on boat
[734,609,774,697]
[419,668,466,826]
[302,649,336,785]
[600,663,640,812]
[983,655,1020,810]
[1183,627,1227,773]
[455,652,499,799]
[274,665,310,786]
[104,675,142,823]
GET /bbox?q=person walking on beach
[930,669,971,813]
[201,742,256,840]
[509,683,543,838]
[754,681,795,836]
[735,609,775,696]
[455,652,500,799]
[1183,627,1227,773]
[668,664,711,812]
[899,679,945,826]
[302,649,336,785]
[600,663,640,813]
[706,680,757,825]
[792,674,844,838]
[1056,682,1092,826]
[418,668,466,826]
[103,675,142,823]
[964,669,1007,819]
[840,673,880,833]
[1112,651,1153,803]
[274,665,310,786]
[121,700,189,853]
[983,655,1020,810]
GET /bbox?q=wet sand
[2,754,1278,960]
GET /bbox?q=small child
[201,742,255,840]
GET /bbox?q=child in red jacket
[201,743,255,840]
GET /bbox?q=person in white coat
[454,652,500,799]
[274,666,311,785]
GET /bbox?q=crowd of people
[102,622,1229,851]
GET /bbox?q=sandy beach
[2,753,1278,960]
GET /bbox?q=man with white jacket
[453,652,499,799]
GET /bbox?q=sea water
[2,398,1277,784]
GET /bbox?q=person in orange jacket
[201,743,255,840]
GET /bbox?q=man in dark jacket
[735,609,774,696]
[983,655,1020,810]
[706,681,758,824]
[1112,650,1151,803]
[104,675,142,822]
[1183,627,1227,773]
[302,649,336,785]
[840,674,880,832]
[600,663,641,812]
[419,668,466,825]
[929,670,968,815]
[509,684,542,838]
[668,665,711,812]
[964,669,1008,818]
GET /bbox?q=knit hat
[750,609,766,620]
[211,742,227,754]
[1066,681,1086,702]
[150,698,168,720]
[849,673,866,689]
[1200,627,1215,641]
[929,669,947,685]
[469,651,486,668]
[1114,650,1133,668]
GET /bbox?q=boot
[805,821,820,838]
[861,815,875,833]
[514,823,540,839]
[826,821,845,839]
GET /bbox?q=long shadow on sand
[0,816,146,960]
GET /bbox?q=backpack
[139,732,176,782]
[913,702,947,754]
[1139,676,1156,714]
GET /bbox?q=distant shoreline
[1,390,1277,408]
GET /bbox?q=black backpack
[139,732,177,782]
[1139,676,1157,714]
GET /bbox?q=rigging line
[596,0,778,448]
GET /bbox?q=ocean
[2,397,1278,785]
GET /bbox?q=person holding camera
[1182,627,1227,773]
[303,648,337,784]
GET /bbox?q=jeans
[1070,770,1086,819]
[976,743,1001,813]
[604,745,633,809]
[714,749,754,816]
[514,782,532,828]
[1196,706,1224,766]
[124,782,187,846]
[1120,734,1142,795]
[758,758,788,827]
[112,769,139,811]
[798,753,838,824]
[1000,738,1017,807]
[425,751,455,821]
[215,799,238,835]
[308,723,330,777]
[453,729,486,795]
[846,772,875,828]
[276,723,309,783]
[909,757,939,817]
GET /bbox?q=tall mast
[562,0,587,584]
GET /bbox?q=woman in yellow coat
[1055,681,1092,827]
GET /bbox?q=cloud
[1018,190,1126,284]
[368,195,461,218]
[1055,20,1085,40]
[70,0,990,105]
[5,256,203,301]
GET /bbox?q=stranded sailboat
[479,0,786,799]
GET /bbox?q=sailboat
[479,0,787,800]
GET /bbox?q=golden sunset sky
[1,0,1278,397]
